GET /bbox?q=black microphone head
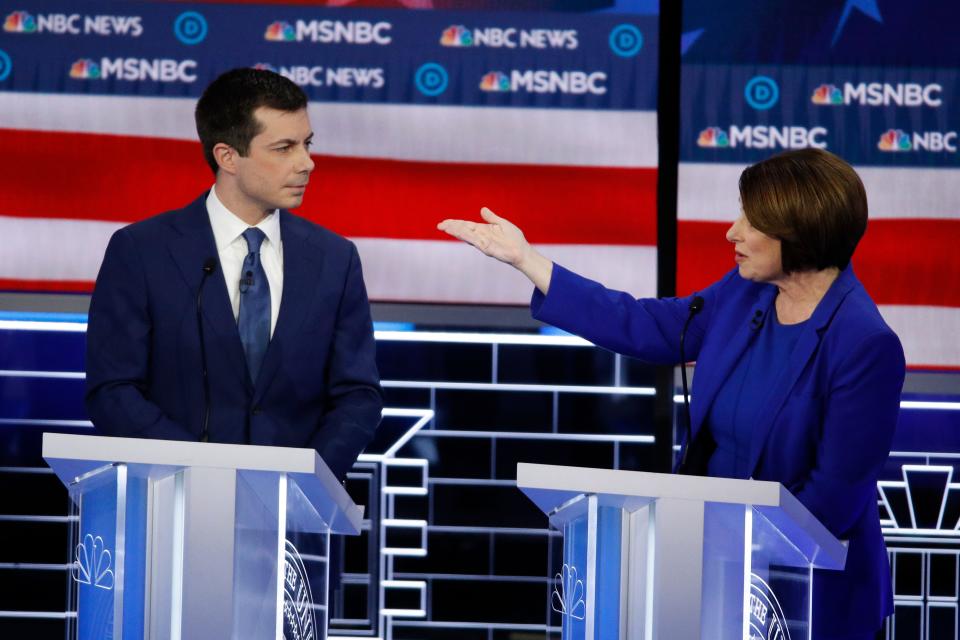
[202,258,217,275]
[690,295,705,315]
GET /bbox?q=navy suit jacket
[533,263,905,635]
[85,194,383,480]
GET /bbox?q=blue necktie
[238,228,271,383]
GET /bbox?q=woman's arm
[439,207,731,364]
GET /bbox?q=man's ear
[212,142,237,175]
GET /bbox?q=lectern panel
[233,470,283,639]
[749,508,812,640]
[284,473,332,640]
[701,502,749,640]
[554,496,589,640]
[68,464,147,640]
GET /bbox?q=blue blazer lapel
[746,267,858,476]
[691,286,777,438]
[167,195,252,392]
[254,212,323,401]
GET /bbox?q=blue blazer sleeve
[307,243,383,479]
[531,263,735,364]
[793,329,905,536]
[85,229,196,441]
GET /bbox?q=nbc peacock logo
[4,10,36,33]
[253,62,277,73]
[264,20,294,42]
[697,126,729,148]
[479,71,510,92]
[877,129,912,152]
[69,58,100,79]
[811,83,843,105]
[440,25,472,47]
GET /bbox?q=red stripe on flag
[0,279,94,293]
[1,129,657,245]
[678,219,960,307]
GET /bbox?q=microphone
[197,258,217,442]
[678,295,705,471]
[750,309,764,330]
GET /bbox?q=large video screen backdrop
[0,0,659,304]
[677,1,959,369]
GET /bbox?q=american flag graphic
[0,1,659,306]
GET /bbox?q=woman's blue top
[707,308,808,479]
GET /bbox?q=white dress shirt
[206,186,283,337]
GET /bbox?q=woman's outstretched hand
[438,207,554,294]
[437,207,530,266]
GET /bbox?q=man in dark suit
[85,68,383,480]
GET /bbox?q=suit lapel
[253,212,323,402]
[168,195,252,392]
[691,286,776,437]
[746,267,858,476]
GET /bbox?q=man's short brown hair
[739,148,867,273]
[195,68,307,175]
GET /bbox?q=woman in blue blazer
[439,148,905,639]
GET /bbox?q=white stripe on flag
[0,215,657,303]
[0,92,657,168]
[355,238,657,304]
[0,216,120,281]
[678,162,960,221]
[879,305,960,369]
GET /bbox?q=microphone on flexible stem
[197,258,217,443]
[678,295,705,470]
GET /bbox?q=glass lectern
[43,432,362,640]
[517,463,847,640]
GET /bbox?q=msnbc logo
[697,127,729,148]
[265,21,294,41]
[480,71,510,92]
[812,82,942,107]
[70,58,100,79]
[877,129,911,152]
[253,63,277,72]
[268,20,391,45]
[69,57,197,82]
[441,25,472,47]
[811,84,843,105]
[4,10,36,32]
[697,125,827,150]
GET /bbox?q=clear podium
[42,433,362,640]
[517,463,848,640]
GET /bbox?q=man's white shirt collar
[206,185,281,252]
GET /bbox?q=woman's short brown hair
[739,148,867,273]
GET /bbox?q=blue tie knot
[242,227,266,254]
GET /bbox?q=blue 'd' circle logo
[609,24,643,57]
[174,11,208,45]
[0,49,11,82]
[745,76,779,110]
[414,62,448,97]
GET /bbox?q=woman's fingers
[480,206,502,224]
[438,219,493,252]
[438,208,526,265]
[437,218,476,242]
